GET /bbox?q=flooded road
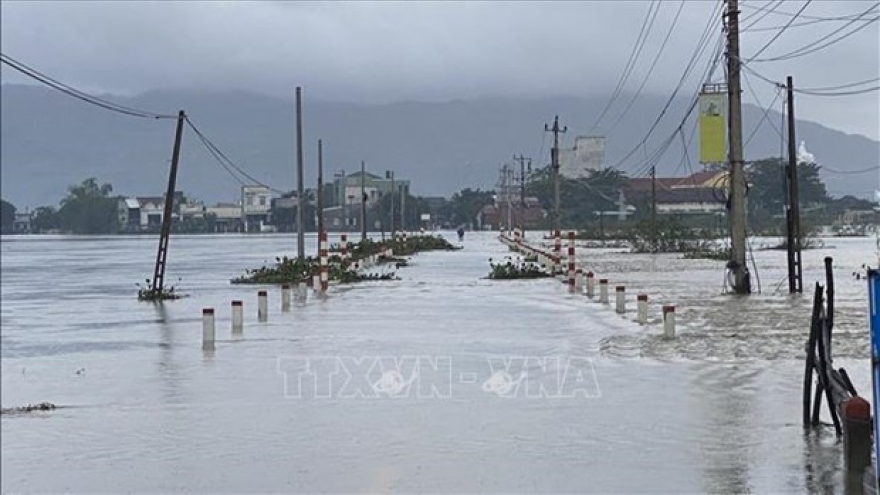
[1,232,874,493]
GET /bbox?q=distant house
[241,185,272,232]
[206,203,243,233]
[328,171,410,208]
[117,192,187,231]
[625,169,727,216]
[118,198,141,232]
[13,212,32,233]
[476,196,544,230]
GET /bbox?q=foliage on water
[488,256,552,280]
[137,279,184,301]
[1,402,56,415]
[231,234,457,285]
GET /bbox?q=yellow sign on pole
[699,91,727,163]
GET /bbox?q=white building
[241,185,273,232]
[558,136,605,179]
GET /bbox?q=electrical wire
[740,1,875,21]
[185,117,288,195]
[820,165,880,175]
[742,0,786,31]
[0,52,175,119]
[795,86,880,96]
[746,0,813,62]
[749,2,879,62]
[615,28,725,175]
[796,77,880,92]
[744,10,879,33]
[590,0,660,132]
[606,0,687,134]
[742,71,784,147]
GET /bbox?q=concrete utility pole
[317,139,324,245]
[651,165,657,253]
[726,0,751,294]
[360,160,367,241]
[400,184,406,233]
[387,170,395,235]
[785,76,803,293]
[545,116,567,233]
[295,87,305,261]
[514,154,531,232]
[150,110,186,294]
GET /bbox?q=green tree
[57,178,119,234]
[527,167,628,229]
[746,157,829,232]
[0,199,16,234]
[31,206,59,233]
[448,188,495,228]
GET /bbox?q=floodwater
[0,231,874,493]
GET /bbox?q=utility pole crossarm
[545,116,567,233]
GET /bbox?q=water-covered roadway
[0,232,873,493]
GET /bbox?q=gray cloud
[1,0,877,138]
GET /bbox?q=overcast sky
[1,0,878,139]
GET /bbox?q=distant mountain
[1,84,877,209]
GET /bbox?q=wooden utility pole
[150,110,186,295]
[295,87,305,261]
[545,116,567,233]
[317,139,324,244]
[360,160,367,241]
[786,76,803,293]
[726,0,751,294]
[651,165,657,253]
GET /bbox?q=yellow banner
[699,92,727,163]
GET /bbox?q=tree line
[1,161,875,235]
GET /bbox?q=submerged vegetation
[137,279,184,301]
[487,256,552,280]
[232,234,459,285]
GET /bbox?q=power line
[797,77,880,92]
[744,9,878,32]
[742,0,786,30]
[185,117,287,195]
[607,0,687,134]
[749,2,879,62]
[820,165,880,175]
[0,52,175,120]
[740,1,875,21]
[796,86,880,97]
[745,0,813,62]
[590,0,660,132]
[742,70,784,145]
[612,23,725,174]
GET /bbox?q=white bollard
[663,305,676,338]
[599,279,609,304]
[298,282,308,303]
[202,308,215,351]
[615,286,626,314]
[586,272,595,298]
[281,285,291,312]
[637,294,648,325]
[258,290,268,322]
[312,274,321,292]
[575,269,583,292]
[231,300,243,335]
